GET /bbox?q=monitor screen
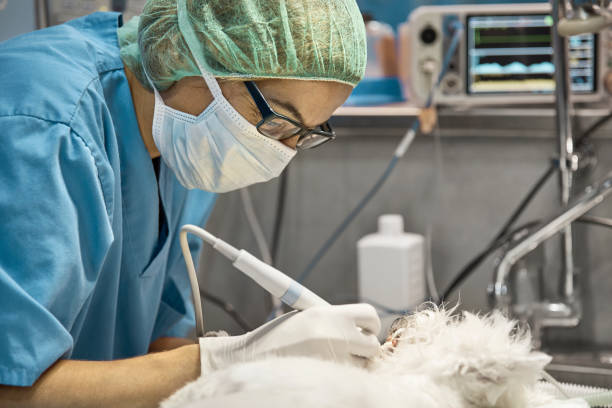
[466,14,596,95]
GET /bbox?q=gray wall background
[0,1,36,42]
[198,111,612,349]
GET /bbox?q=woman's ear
[160,76,214,116]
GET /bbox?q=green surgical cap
[118,0,366,91]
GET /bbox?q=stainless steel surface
[579,215,612,228]
[488,1,612,348]
[553,0,577,302]
[35,0,48,29]
[547,350,612,387]
[491,172,612,344]
[559,1,612,36]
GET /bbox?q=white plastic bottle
[357,214,425,339]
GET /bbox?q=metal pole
[551,0,575,299]
[34,0,49,29]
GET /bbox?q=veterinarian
[0,0,381,406]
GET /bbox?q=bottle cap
[378,214,404,235]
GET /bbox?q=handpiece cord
[180,225,207,337]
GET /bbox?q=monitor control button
[420,26,438,45]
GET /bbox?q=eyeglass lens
[258,117,302,140]
[296,132,332,149]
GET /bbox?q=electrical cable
[239,188,283,316]
[424,114,446,302]
[439,220,542,304]
[177,34,611,339]
[439,214,612,303]
[425,226,439,302]
[575,112,612,150]
[239,188,273,265]
[437,155,558,303]
[576,215,612,230]
[297,21,464,285]
[487,111,612,247]
[271,168,289,265]
[491,162,557,244]
[266,169,290,319]
[297,153,404,283]
[202,218,611,333]
[438,111,612,303]
[541,371,571,399]
[200,289,253,332]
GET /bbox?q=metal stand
[552,0,577,303]
[489,0,587,347]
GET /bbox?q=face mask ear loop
[141,66,172,162]
[195,61,225,101]
[141,62,166,106]
[176,0,228,103]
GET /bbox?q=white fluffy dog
[162,306,588,408]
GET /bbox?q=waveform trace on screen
[466,14,596,95]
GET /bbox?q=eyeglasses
[244,81,336,150]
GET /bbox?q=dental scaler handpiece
[180,225,329,311]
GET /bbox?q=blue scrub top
[0,12,217,386]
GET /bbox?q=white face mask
[150,65,297,193]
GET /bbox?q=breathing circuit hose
[537,378,612,407]
[297,20,464,284]
[583,390,612,407]
[297,131,413,284]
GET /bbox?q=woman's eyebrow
[268,97,306,125]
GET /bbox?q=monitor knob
[420,26,438,45]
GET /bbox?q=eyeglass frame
[243,80,336,150]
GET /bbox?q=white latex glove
[199,304,381,374]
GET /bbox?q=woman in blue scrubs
[0,1,382,406]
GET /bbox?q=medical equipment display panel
[467,14,596,95]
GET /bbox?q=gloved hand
[199,304,381,374]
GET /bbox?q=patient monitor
[399,3,612,105]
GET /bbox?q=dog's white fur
[162,306,588,408]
